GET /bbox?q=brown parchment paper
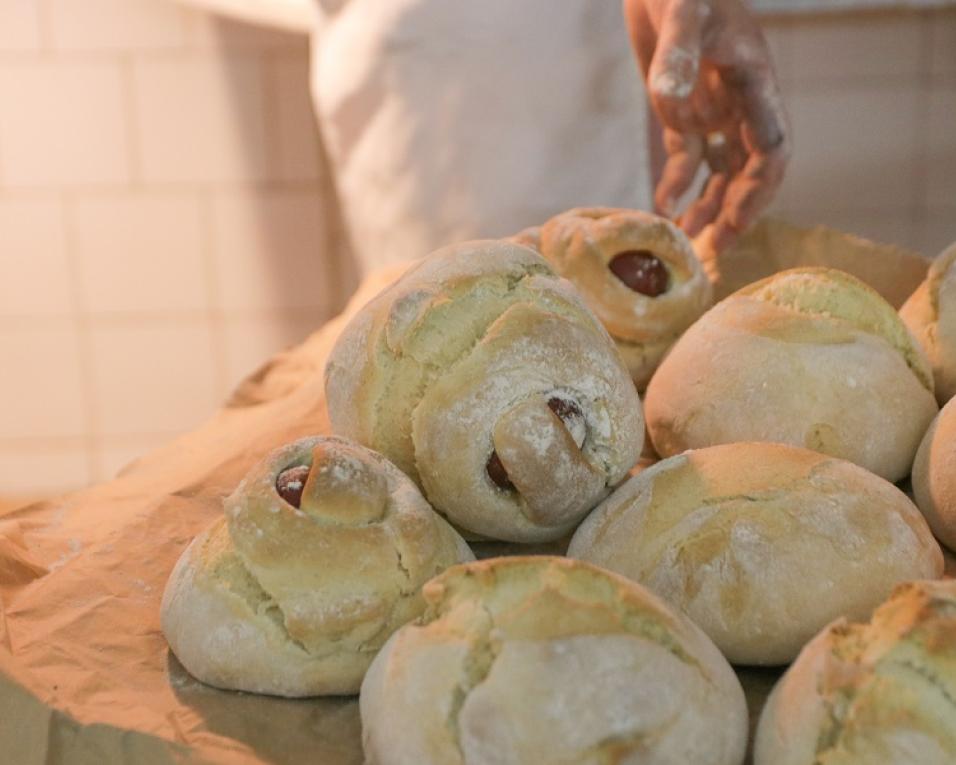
[0,221,943,765]
[696,217,931,308]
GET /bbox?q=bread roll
[568,443,943,665]
[901,242,956,405]
[518,207,712,389]
[755,580,956,765]
[160,436,473,697]
[644,267,938,481]
[912,396,956,551]
[360,556,748,765]
[325,240,644,543]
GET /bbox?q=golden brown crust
[913,397,956,552]
[645,267,939,482]
[161,436,473,696]
[530,207,712,388]
[901,242,956,404]
[538,207,712,343]
[569,443,943,665]
[360,556,748,765]
[325,240,644,543]
[755,580,956,765]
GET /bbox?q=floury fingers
[324,240,644,543]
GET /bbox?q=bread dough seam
[747,286,931,391]
[891,659,956,710]
[579,711,681,762]
[813,652,956,761]
[219,548,313,657]
[445,602,502,758]
[398,285,613,523]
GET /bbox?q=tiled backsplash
[763,9,955,255]
[0,1,953,497]
[0,0,352,496]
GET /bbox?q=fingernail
[659,197,675,218]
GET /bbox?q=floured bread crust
[568,443,943,665]
[519,207,712,389]
[755,580,956,765]
[160,436,473,697]
[360,556,747,765]
[901,242,956,405]
[324,240,644,543]
[913,397,956,551]
[644,267,939,482]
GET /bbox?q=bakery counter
[0,219,952,764]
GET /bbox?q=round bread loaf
[912,396,956,551]
[160,436,473,697]
[754,579,956,765]
[644,267,938,482]
[360,556,748,765]
[568,443,943,665]
[516,207,712,389]
[324,240,644,543]
[901,242,956,405]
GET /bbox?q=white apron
[311,0,652,274]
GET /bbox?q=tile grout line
[911,10,934,255]
[59,190,101,486]
[198,187,231,398]
[34,0,54,55]
[120,51,144,190]
[261,48,284,186]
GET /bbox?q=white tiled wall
[0,3,954,499]
[763,9,956,255]
[0,0,351,498]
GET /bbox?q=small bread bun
[324,240,644,543]
[160,436,473,697]
[525,207,712,389]
[644,267,938,482]
[360,556,748,765]
[901,242,956,405]
[913,396,956,551]
[568,443,943,665]
[755,580,956,765]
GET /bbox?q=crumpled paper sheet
[0,221,941,764]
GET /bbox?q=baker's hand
[624,0,790,250]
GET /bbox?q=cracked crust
[913,397,956,552]
[568,443,943,665]
[901,242,956,405]
[755,579,956,765]
[324,240,644,543]
[360,556,747,765]
[525,207,712,390]
[160,436,474,697]
[644,267,939,482]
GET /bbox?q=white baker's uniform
[310,0,653,274]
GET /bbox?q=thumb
[647,2,703,124]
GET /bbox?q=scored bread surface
[644,267,938,481]
[161,436,473,696]
[360,556,748,765]
[325,240,644,542]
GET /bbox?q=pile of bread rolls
[162,209,956,764]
